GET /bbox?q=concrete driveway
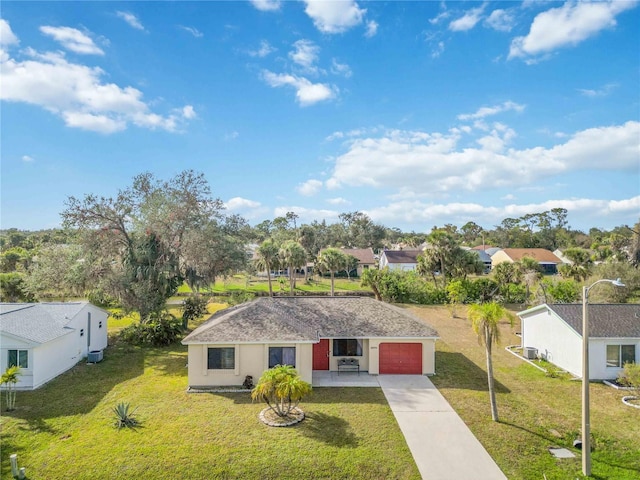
[378,375,507,480]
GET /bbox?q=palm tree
[255,239,279,297]
[251,365,312,418]
[279,240,307,295]
[467,302,514,422]
[1,366,21,411]
[316,248,347,296]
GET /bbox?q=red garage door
[379,343,422,374]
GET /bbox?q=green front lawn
[1,340,418,479]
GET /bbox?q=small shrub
[227,291,255,306]
[119,312,182,346]
[113,402,139,429]
[618,363,640,389]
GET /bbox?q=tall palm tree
[316,248,347,296]
[255,240,279,297]
[279,240,306,295]
[467,302,514,422]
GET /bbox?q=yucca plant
[112,402,139,429]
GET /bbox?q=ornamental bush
[119,311,182,346]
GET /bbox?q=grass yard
[407,305,640,480]
[1,339,418,479]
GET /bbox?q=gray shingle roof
[547,304,640,338]
[0,302,89,344]
[182,297,438,344]
[382,250,422,264]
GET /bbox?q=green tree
[61,170,227,322]
[361,268,384,301]
[255,239,279,297]
[0,272,33,302]
[24,244,87,301]
[467,302,514,422]
[316,248,347,296]
[279,241,306,295]
[1,366,21,411]
[251,365,312,418]
[181,295,209,329]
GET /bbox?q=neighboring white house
[518,303,640,380]
[378,250,423,271]
[182,296,439,388]
[0,302,109,390]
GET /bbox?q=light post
[581,277,625,477]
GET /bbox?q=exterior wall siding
[590,338,640,380]
[521,309,582,377]
[0,334,34,389]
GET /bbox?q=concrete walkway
[378,375,507,480]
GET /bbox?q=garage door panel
[379,343,422,374]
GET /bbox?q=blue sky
[1,1,639,233]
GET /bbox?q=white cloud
[40,26,104,55]
[0,19,19,47]
[224,131,239,141]
[225,197,262,210]
[250,0,281,12]
[21,155,34,163]
[248,40,275,58]
[181,105,196,119]
[179,26,203,38]
[296,179,323,196]
[429,11,450,25]
[449,5,485,32]
[485,9,515,32]
[578,83,618,97]
[365,20,378,38]
[303,0,366,34]
[325,121,640,195]
[274,205,340,224]
[431,41,445,59]
[457,101,525,121]
[1,46,193,134]
[327,197,349,205]
[509,1,637,60]
[364,196,640,230]
[289,39,320,73]
[331,59,352,78]
[501,194,516,201]
[116,11,145,31]
[262,70,336,106]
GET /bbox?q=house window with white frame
[8,349,28,369]
[606,344,636,368]
[207,347,235,370]
[268,347,295,368]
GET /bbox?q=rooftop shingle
[182,297,438,344]
[547,304,640,338]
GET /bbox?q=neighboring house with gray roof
[378,249,423,271]
[518,303,640,380]
[182,296,438,388]
[0,302,108,390]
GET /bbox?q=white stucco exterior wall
[187,343,314,387]
[590,338,640,380]
[0,333,35,389]
[520,308,582,377]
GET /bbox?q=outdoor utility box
[88,350,104,363]
[524,347,538,360]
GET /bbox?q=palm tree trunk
[266,264,273,297]
[485,329,499,422]
[330,272,335,296]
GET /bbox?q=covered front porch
[312,370,380,387]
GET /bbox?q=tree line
[1,170,639,321]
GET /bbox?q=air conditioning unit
[88,350,104,363]
[523,347,538,360]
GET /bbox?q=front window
[8,350,28,369]
[606,345,636,367]
[208,347,235,370]
[333,339,362,357]
[269,347,296,367]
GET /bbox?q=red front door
[313,339,329,370]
